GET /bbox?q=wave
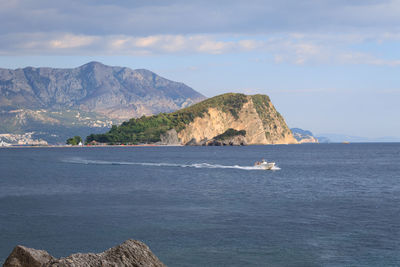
[63,157,280,171]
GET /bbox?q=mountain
[87,93,298,145]
[291,128,319,143]
[0,62,205,144]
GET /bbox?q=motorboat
[254,159,275,170]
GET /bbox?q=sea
[0,144,399,266]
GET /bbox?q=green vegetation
[66,136,82,145]
[213,128,246,140]
[86,114,175,144]
[175,92,248,121]
[250,94,290,139]
[251,94,271,118]
[86,93,249,144]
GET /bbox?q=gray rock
[3,240,166,267]
[160,129,180,145]
[205,135,247,146]
[184,138,199,146]
[3,245,54,267]
[185,135,247,146]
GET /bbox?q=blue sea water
[0,144,399,266]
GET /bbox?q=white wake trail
[63,157,280,171]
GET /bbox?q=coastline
[0,144,182,148]
[1,142,399,149]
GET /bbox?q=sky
[1,0,400,138]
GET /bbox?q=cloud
[1,0,400,36]
[1,32,400,67]
[49,34,97,49]
[0,33,240,55]
[1,0,400,66]
[338,52,400,66]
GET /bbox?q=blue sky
[1,0,400,138]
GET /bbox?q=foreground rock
[2,245,54,267]
[3,239,166,267]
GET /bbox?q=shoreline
[0,144,183,148]
[1,142,398,149]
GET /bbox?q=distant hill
[315,133,400,143]
[0,62,205,144]
[87,93,298,145]
[291,128,318,143]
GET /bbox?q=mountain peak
[82,61,106,67]
[78,61,110,72]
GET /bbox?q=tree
[66,136,82,145]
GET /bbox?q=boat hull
[255,162,275,170]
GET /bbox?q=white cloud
[1,32,400,67]
[49,34,97,49]
[338,52,400,66]
[196,40,233,54]
[134,36,162,48]
[1,0,400,66]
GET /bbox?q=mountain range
[0,62,205,144]
[315,133,400,143]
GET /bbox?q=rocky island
[86,93,297,146]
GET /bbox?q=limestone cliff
[177,94,297,145]
[87,93,297,145]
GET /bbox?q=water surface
[0,144,399,266]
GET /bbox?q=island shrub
[66,136,82,145]
[251,94,271,119]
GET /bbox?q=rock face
[3,240,166,267]
[291,128,319,143]
[178,95,297,145]
[185,128,248,146]
[159,129,180,145]
[204,135,247,146]
[3,245,54,267]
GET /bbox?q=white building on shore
[0,140,11,147]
